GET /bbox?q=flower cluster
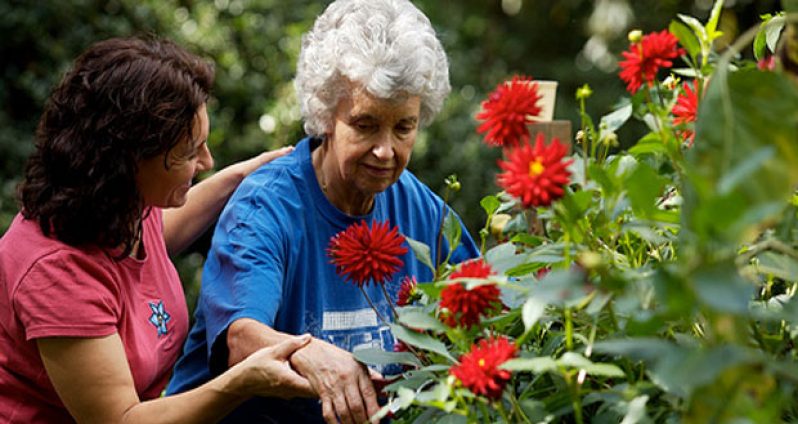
[327,219,407,287]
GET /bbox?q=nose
[371,133,394,162]
[197,142,214,172]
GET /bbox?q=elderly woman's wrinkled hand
[290,338,380,424]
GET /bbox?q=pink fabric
[0,209,188,423]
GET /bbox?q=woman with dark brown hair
[0,36,313,423]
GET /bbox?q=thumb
[270,334,312,359]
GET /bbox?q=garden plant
[327,1,798,422]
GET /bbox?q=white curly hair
[294,0,450,136]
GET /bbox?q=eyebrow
[347,114,419,124]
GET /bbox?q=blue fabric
[167,137,478,422]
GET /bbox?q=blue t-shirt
[167,137,478,422]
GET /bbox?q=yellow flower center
[478,358,485,367]
[529,159,545,176]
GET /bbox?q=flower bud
[600,131,618,147]
[490,213,512,239]
[628,29,643,44]
[445,175,461,192]
[575,84,593,100]
[577,251,603,270]
[575,130,586,144]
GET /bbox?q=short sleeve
[201,179,288,364]
[14,251,120,340]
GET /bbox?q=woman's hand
[226,146,295,180]
[230,334,315,399]
[163,145,294,255]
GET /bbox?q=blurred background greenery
[0,0,779,309]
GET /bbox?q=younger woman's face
[136,103,213,208]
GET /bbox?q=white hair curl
[294,0,450,136]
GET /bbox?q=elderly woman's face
[327,89,420,198]
[136,103,213,208]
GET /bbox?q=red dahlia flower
[476,75,543,147]
[450,336,518,399]
[327,220,408,287]
[396,276,418,306]
[497,133,573,208]
[440,259,502,328]
[672,81,699,146]
[619,30,685,93]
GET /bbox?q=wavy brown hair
[18,36,214,255]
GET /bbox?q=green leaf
[398,310,447,331]
[629,133,667,157]
[353,347,423,367]
[600,102,633,133]
[625,161,667,220]
[485,242,526,274]
[501,356,558,373]
[390,324,456,362]
[522,297,547,331]
[406,237,435,273]
[765,16,786,54]
[415,281,443,299]
[558,352,625,377]
[621,395,650,424]
[704,0,724,40]
[756,251,798,281]
[442,209,462,256]
[678,14,708,45]
[754,23,768,61]
[670,20,700,58]
[692,261,753,313]
[480,195,501,216]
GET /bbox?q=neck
[312,142,374,216]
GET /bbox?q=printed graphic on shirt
[148,300,171,336]
[320,308,399,374]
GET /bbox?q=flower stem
[359,285,388,326]
[565,307,574,352]
[496,399,511,423]
[569,374,585,424]
[379,283,400,321]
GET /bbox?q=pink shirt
[0,209,188,423]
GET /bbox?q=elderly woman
[167,0,479,423]
[0,36,315,422]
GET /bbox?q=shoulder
[216,143,313,237]
[1,215,110,287]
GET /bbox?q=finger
[367,368,383,381]
[269,334,312,359]
[261,146,294,161]
[343,379,368,424]
[321,397,338,424]
[358,368,380,420]
[277,371,316,398]
[334,391,355,424]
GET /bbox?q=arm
[38,332,313,424]
[163,146,293,256]
[227,318,380,424]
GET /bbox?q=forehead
[337,87,421,120]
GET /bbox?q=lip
[362,164,394,178]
